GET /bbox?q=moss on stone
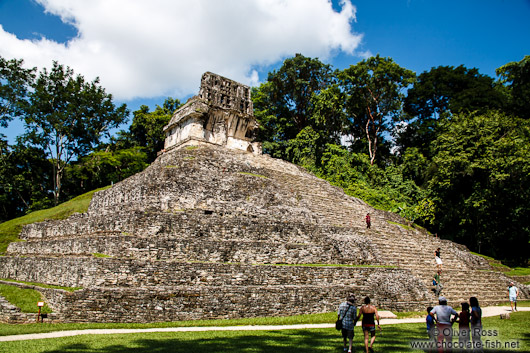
[92,253,112,258]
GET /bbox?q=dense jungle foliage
[1,54,529,265]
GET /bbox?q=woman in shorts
[358,296,381,353]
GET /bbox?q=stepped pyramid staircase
[0,145,527,323]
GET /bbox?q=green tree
[427,111,530,264]
[496,55,530,119]
[339,55,416,165]
[129,98,180,162]
[0,56,35,127]
[253,54,335,158]
[284,126,321,169]
[306,143,424,214]
[310,84,348,145]
[0,139,52,221]
[23,61,129,205]
[63,147,148,196]
[400,147,429,187]
[399,65,504,156]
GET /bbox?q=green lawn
[0,312,337,337]
[0,279,82,292]
[0,186,109,254]
[0,312,529,353]
[0,284,52,314]
[506,267,530,277]
[499,300,530,307]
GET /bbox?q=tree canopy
[0,57,35,128]
[128,98,180,162]
[251,54,529,264]
[23,61,129,204]
[399,65,505,157]
[427,112,530,263]
[496,55,530,119]
[253,54,335,159]
[339,55,416,164]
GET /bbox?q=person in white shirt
[507,282,519,311]
[430,296,457,351]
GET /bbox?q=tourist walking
[507,282,519,311]
[430,296,457,353]
[434,248,443,272]
[337,294,358,353]
[365,213,371,229]
[470,297,483,352]
[358,296,380,353]
[426,305,436,351]
[433,271,443,296]
[457,302,471,351]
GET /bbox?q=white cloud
[0,0,364,101]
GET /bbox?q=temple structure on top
[163,72,262,155]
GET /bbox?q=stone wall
[198,72,253,115]
[52,284,428,323]
[19,211,319,243]
[14,211,379,265]
[0,259,431,323]
[8,235,378,265]
[0,257,418,291]
[82,148,317,220]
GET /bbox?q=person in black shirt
[358,297,380,353]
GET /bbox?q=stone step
[0,256,427,290]
[46,284,431,323]
[8,236,350,264]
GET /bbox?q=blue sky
[1,0,529,143]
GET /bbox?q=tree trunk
[366,107,378,165]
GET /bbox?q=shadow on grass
[520,331,530,353]
[38,331,339,353]
[7,319,530,353]
[36,326,431,353]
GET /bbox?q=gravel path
[0,306,527,342]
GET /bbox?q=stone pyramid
[0,73,526,323]
[1,144,526,323]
